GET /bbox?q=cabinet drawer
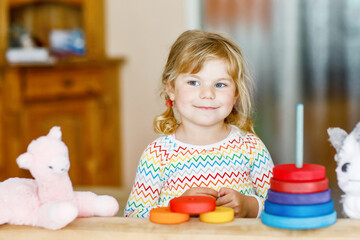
[24,69,103,100]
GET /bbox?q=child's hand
[182,187,218,199]
[216,187,259,218]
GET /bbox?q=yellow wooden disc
[150,207,190,224]
[199,206,234,223]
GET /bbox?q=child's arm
[123,142,164,218]
[247,133,274,217]
[216,133,273,218]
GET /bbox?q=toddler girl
[124,30,274,218]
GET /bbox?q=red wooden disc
[270,178,328,193]
[170,196,216,214]
[272,163,326,182]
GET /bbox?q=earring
[166,99,173,107]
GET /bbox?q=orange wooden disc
[270,178,328,193]
[272,164,326,182]
[149,207,190,224]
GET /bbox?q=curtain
[202,0,360,214]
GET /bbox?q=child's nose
[199,85,215,99]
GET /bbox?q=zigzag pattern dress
[124,125,274,218]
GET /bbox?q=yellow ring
[199,206,234,223]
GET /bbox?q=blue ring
[264,200,334,217]
[261,211,337,229]
[267,189,331,205]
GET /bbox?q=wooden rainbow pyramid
[261,104,337,229]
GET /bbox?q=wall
[104,0,186,188]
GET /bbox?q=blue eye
[215,83,226,88]
[188,81,199,86]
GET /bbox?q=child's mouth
[195,106,217,110]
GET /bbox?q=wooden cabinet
[0,0,123,186]
[0,60,123,186]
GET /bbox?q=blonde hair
[154,30,254,135]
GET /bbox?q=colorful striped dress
[124,125,274,218]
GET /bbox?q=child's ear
[232,94,238,105]
[165,80,175,101]
[233,90,239,105]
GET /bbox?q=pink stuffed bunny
[0,126,119,230]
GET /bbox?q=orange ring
[150,207,190,224]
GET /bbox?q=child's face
[167,58,237,129]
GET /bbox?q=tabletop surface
[1,217,360,240]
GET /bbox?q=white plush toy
[0,126,119,229]
[328,122,360,219]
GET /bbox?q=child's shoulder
[230,125,256,139]
[144,134,175,152]
[139,135,175,163]
[230,125,265,147]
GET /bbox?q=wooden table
[0,217,359,240]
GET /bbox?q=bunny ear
[350,122,360,143]
[327,127,348,152]
[16,152,33,170]
[47,126,62,140]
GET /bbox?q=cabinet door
[0,70,4,174]
[21,98,118,185]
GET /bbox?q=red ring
[273,164,326,182]
[270,178,328,193]
[170,196,216,214]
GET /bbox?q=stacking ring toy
[270,178,328,193]
[170,196,216,214]
[267,189,331,205]
[264,200,334,217]
[199,207,234,223]
[261,211,337,229]
[150,207,190,224]
[272,163,326,182]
